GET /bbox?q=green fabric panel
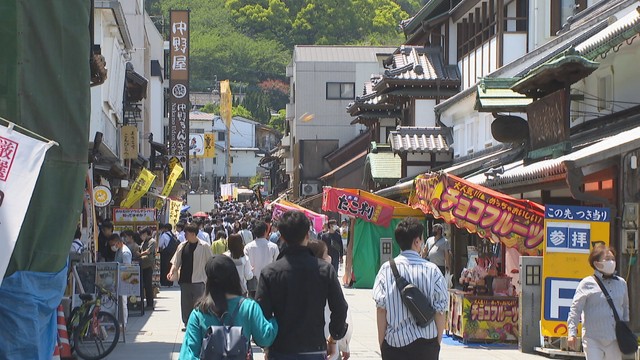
[351,218,401,289]
[0,0,91,276]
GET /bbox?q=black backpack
[162,231,179,255]
[199,298,250,360]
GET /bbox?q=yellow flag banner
[155,164,184,210]
[220,80,232,129]
[168,199,182,227]
[204,133,215,158]
[121,168,156,208]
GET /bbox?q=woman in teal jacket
[180,255,278,359]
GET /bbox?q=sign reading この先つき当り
[541,204,610,337]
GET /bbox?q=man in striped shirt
[373,217,449,360]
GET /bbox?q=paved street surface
[109,283,548,360]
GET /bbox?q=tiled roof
[366,150,402,182]
[388,127,452,154]
[381,46,460,83]
[189,111,215,120]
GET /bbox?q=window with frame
[218,132,225,141]
[597,75,613,111]
[326,82,355,100]
[550,0,587,35]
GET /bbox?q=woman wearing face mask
[567,244,629,359]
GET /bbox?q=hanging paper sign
[93,185,112,207]
[322,188,394,227]
[120,168,156,208]
[409,173,545,255]
[113,208,157,222]
[0,123,55,284]
[168,199,182,227]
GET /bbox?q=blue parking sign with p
[544,277,581,321]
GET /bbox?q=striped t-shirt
[373,250,449,347]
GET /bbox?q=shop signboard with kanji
[449,292,519,342]
[113,208,156,222]
[322,188,394,227]
[168,10,190,174]
[409,173,545,255]
[540,204,610,337]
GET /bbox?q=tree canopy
[148,0,423,120]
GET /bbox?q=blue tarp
[0,264,67,360]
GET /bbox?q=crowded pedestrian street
[3,1,640,359]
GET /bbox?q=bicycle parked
[67,286,120,360]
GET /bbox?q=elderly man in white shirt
[243,220,279,298]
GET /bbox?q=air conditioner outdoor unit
[301,183,319,196]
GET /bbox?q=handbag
[389,259,436,327]
[592,275,638,355]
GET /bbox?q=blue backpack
[199,298,250,360]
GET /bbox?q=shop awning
[467,123,640,190]
[323,187,423,227]
[576,6,640,59]
[409,172,544,255]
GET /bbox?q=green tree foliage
[268,109,286,133]
[151,0,414,124]
[225,0,408,47]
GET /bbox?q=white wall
[415,99,437,127]
[503,33,528,66]
[458,37,498,90]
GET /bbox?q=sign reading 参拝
[540,204,610,337]
[169,10,190,175]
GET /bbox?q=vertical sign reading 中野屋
[541,205,610,337]
[169,10,190,178]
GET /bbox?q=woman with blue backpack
[179,255,278,360]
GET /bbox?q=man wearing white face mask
[567,244,630,359]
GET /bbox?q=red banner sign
[322,188,394,227]
[409,173,544,255]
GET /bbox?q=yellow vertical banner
[121,125,139,160]
[204,133,215,158]
[155,164,184,210]
[220,80,232,129]
[120,168,156,208]
[168,199,182,227]
[540,205,611,337]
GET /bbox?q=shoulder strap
[389,259,400,279]
[592,275,621,322]
[222,297,245,326]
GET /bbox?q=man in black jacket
[256,211,348,360]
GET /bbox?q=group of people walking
[176,209,350,360]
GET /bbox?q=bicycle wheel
[73,311,120,360]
